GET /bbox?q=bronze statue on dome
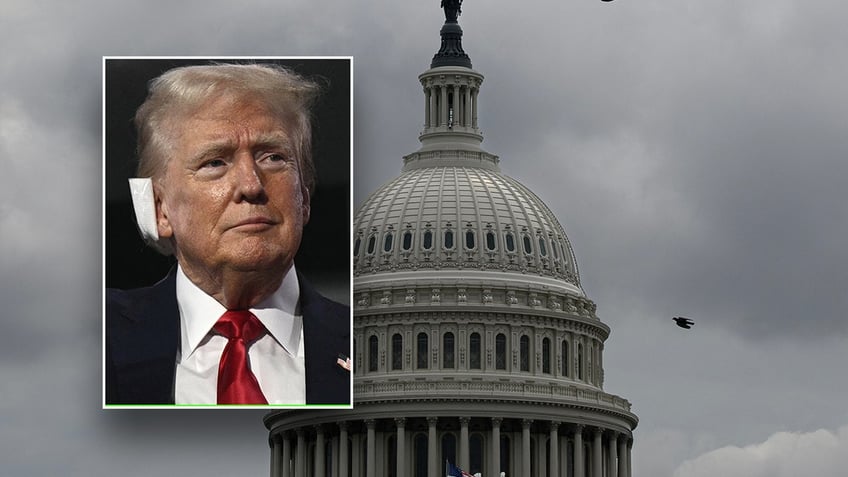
[441,0,462,23]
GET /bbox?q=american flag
[445,461,474,477]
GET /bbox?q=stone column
[451,84,459,127]
[428,417,438,477]
[608,431,618,477]
[459,417,470,469]
[296,429,306,477]
[339,422,349,477]
[617,435,628,477]
[315,425,326,477]
[491,418,502,477]
[464,86,472,127]
[522,419,532,477]
[271,435,280,477]
[366,420,376,477]
[592,429,603,477]
[282,434,291,477]
[573,425,584,477]
[424,87,430,129]
[626,439,633,477]
[395,418,406,477]
[471,88,479,128]
[549,422,560,477]
[440,84,448,126]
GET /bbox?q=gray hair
[134,63,320,194]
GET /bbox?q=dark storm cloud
[422,0,848,341]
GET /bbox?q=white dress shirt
[174,264,306,404]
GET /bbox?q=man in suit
[106,62,351,406]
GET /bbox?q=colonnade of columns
[422,79,479,130]
[270,417,632,477]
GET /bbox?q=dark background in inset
[105,58,350,302]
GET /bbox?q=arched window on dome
[444,229,454,250]
[387,435,397,477]
[469,433,484,475]
[561,339,569,378]
[551,237,559,260]
[469,332,482,369]
[530,436,538,477]
[441,434,457,471]
[368,335,378,372]
[542,337,551,374]
[465,229,476,250]
[353,237,361,257]
[577,342,584,381]
[520,335,530,372]
[500,435,511,476]
[443,332,455,369]
[504,231,516,252]
[423,229,433,250]
[485,230,496,251]
[538,236,548,257]
[324,438,334,476]
[383,231,394,253]
[417,332,428,369]
[402,230,414,251]
[495,333,507,370]
[367,234,377,255]
[392,333,403,371]
[523,235,533,255]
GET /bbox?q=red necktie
[213,310,268,404]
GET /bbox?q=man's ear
[155,185,174,239]
[301,185,311,225]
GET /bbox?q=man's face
[155,94,310,281]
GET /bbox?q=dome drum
[265,408,636,477]
[354,283,600,323]
[402,150,499,170]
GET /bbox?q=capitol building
[265,3,638,476]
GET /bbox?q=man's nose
[232,155,266,202]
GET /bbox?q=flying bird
[673,317,695,329]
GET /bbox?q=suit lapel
[300,275,351,405]
[107,270,180,404]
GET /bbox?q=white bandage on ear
[128,178,172,255]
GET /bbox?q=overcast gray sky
[1,0,846,476]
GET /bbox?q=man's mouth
[230,217,277,231]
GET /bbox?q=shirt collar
[176,264,302,361]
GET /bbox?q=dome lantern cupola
[410,0,492,166]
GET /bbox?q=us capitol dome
[265,3,638,477]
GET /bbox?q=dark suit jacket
[105,269,351,405]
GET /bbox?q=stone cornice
[353,378,633,415]
[264,397,638,435]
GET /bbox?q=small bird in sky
[673,317,695,329]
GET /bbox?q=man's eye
[265,153,287,162]
[201,159,227,168]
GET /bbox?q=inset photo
[103,57,353,408]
